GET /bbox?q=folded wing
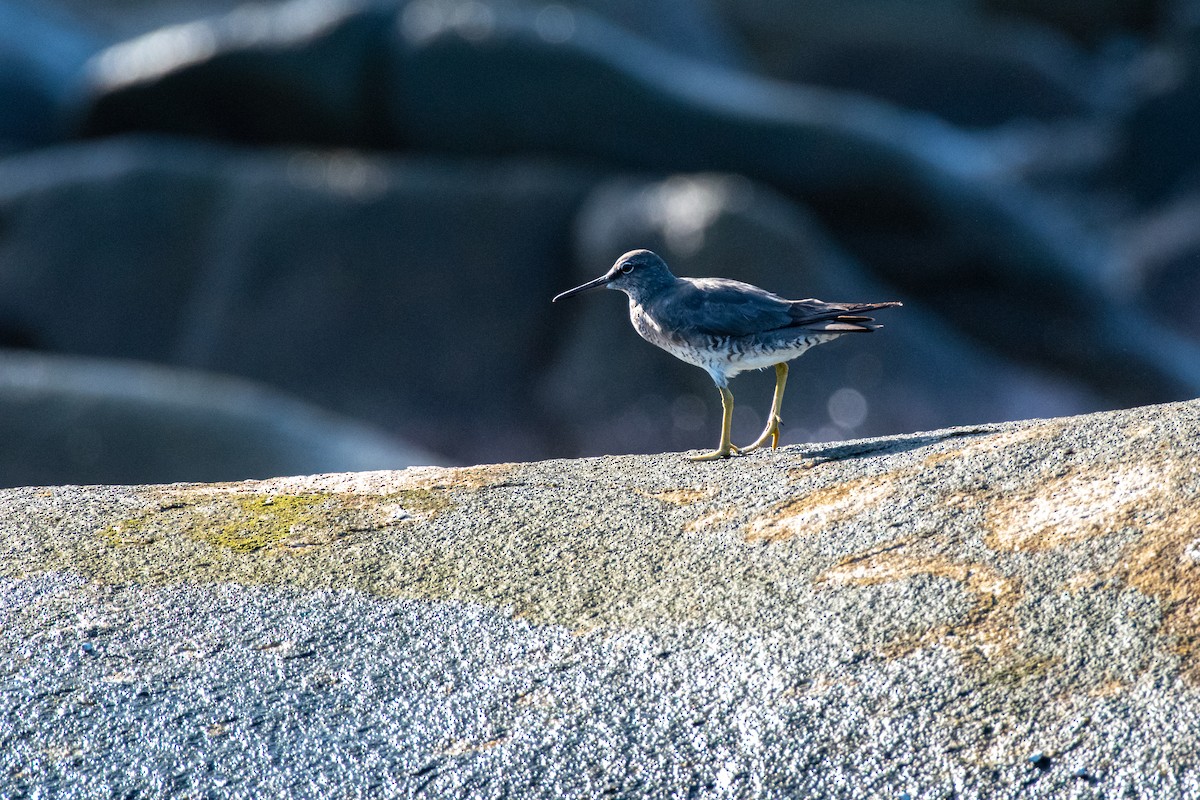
[658,278,900,338]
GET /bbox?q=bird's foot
[740,416,782,454]
[689,443,741,461]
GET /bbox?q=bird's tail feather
[789,300,901,331]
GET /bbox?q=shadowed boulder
[0,349,439,488]
[80,0,399,147]
[0,1,100,148]
[1114,30,1200,206]
[0,136,1181,463]
[984,0,1162,44]
[1118,192,1200,342]
[0,136,597,463]
[713,0,1100,127]
[3,399,1200,795]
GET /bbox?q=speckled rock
[3,399,1200,797]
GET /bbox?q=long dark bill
[551,273,611,302]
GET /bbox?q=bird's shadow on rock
[788,426,998,465]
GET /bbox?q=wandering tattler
[553,249,901,460]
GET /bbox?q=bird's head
[552,249,677,304]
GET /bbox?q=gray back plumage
[643,277,898,339]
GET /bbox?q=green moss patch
[93,485,455,560]
[195,493,335,553]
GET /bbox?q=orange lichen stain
[1088,679,1128,698]
[923,424,1065,468]
[743,476,895,543]
[983,465,1163,552]
[921,450,958,468]
[1060,571,1104,595]
[266,463,514,498]
[965,423,1065,452]
[784,459,824,479]
[1112,506,1200,682]
[943,491,986,510]
[638,487,717,506]
[819,550,1022,660]
[1123,422,1157,441]
[683,505,741,535]
[964,451,1200,682]
[403,463,519,492]
[968,449,1200,683]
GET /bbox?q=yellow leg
[690,385,740,461]
[741,363,788,453]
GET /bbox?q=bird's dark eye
[620,262,635,274]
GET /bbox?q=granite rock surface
[3,399,1199,797]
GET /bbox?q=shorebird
[553,249,900,460]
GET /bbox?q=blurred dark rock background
[2,0,1200,483]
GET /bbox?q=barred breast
[629,300,839,384]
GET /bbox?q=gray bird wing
[655,279,896,337]
[651,278,796,338]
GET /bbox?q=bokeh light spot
[828,387,868,430]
